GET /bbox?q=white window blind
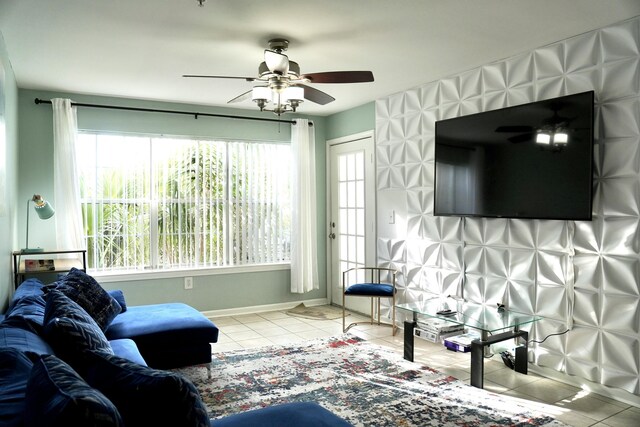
[77,133,291,272]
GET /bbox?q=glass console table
[396,298,541,389]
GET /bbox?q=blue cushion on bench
[344,283,394,297]
[106,303,218,344]
[105,303,218,368]
[213,402,352,427]
[109,338,147,366]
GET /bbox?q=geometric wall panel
[600,332,640,393]
[599,18,640,63]
[565,31,600,73]
[376,16,640,395]
[600,138,640,178]
[601,256,640,295]
[600,98,640,139]
[534,43,565,80]
[565,326,601,382]
[506,52,534,89]
[535,283,569,321]
[601,294,640,333]
[573,254,602,292]
[572,288,600,327]
[601,58,640,101]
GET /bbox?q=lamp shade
[22,194,55,253]
[553,131,569,144]
[283,86,304,102]
[536,131,551,144]
[33,195,55,219]
[251,86,271,102]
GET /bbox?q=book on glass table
[24,259,56,272]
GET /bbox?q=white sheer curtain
[52,99,84,251]
[290,119,319,293]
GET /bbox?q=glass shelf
[396,297,540,334]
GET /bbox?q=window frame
[77,130,292,278]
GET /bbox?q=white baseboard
[202,298,330,318]
[528,365,640,409]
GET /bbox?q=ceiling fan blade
[508,133,533,143]
[302,71,374,84]
[264,50,289,75]
[299,84,335,105]
[495,126,534,133]
[183,74,257,82]
[227,90,252,104]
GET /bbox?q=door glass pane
[347,182,356,208]
[338,150,366,273]
[355,152,364,180]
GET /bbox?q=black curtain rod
[33,98,308,125]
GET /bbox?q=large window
[77,133,291,272]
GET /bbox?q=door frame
[325,130,376,306]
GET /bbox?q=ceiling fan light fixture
[536,131,551,144]
[283,86,304,103]
[184,38,373,115]
[251,86,271,102]
[553,131,568,144]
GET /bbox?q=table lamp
[22,194,55,254]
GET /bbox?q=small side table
[396,297,540,389]
[12,249,87,289]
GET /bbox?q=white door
[327,132,375,308]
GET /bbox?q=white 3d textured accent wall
[376,17,640,396]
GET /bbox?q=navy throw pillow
[0,348,34,427]
[42,290,113,367]
[54,268,121,330]
[25,354,123,427]
[107,289,127,313]
[84,351,209,427]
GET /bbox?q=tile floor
[209,308,639,427]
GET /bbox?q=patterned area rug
[174,335,566,426]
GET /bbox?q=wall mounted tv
[434,91,594,221]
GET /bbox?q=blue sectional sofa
[0,271,351,426]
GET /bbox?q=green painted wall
[16,89,329,311]
[0,30,19,311]
[325,102,375,140]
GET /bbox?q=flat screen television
[434,91,594,221]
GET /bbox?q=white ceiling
[2,0,640,116]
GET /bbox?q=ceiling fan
[183,38,374,115]
[495,102,576,144]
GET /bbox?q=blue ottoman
[105,303,219,369]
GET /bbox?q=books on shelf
[444,331,481,353]
[414,317,465,343]
[24,259,56,272]
[416,318,463,334]
[414,327,464,343]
